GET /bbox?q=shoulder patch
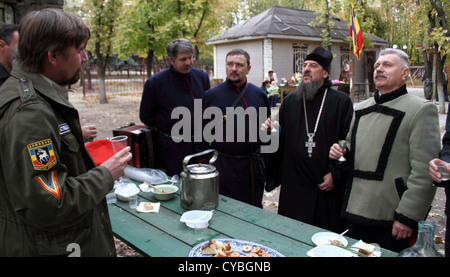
[34,170,61,200]
[59,123,71,135]
[16,78,37,104]
[27,139,57,171]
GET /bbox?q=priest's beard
[295,78,322,101]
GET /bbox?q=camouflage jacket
[0,66,116,256]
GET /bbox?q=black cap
[305,47,333,73]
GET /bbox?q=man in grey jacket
[330,48,440,252]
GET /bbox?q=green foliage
[113,0,218,63]
[114,0,166,59]
[66,0,448,67]
[83,0,123,59]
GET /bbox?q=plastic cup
[128,195,138,209]
[110,135,128,153]
[437,164,449,181]
[106,192,117,204]
[202,202,216,211]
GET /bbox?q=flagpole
[349,4,355,103]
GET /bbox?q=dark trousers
[269,95,277,107]
[445,187,449,257]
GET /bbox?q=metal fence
[80,61,147,96]
[80,59,213,96]
[410,66,425,80]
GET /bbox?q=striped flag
[350,4,364,60]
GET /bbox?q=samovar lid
[186,163,216,174]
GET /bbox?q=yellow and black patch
[27,139,57,171]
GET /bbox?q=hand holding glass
[437,163,450,181]
[338,140,349,162]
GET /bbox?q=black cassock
[200,80,270,207]
[267,85,353,232]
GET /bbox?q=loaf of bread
[201,240,223,255]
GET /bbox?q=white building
[207,6,389,95]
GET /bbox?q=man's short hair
[379,48,409,69]
[226,49,251,66]
[17,8,90,72]
[0,23,18,45]
[166,39,194,60]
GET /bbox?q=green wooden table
[108,180,397,257]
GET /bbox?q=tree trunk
[422,47,434,100]
[423,9,436,100]
[324,0,331,51]
[146,49,154,79]
[95,42,108,104]
[97,61,108,104]
[435,44,445,114]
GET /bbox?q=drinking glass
[128,195,138,209]
[437,163,450,181]
[338,140,349,162]
[110,135,128,153]
[110,135,128,184]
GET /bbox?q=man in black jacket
[429,103,450,257]
[139,39,210,176]
[0,23,18,86]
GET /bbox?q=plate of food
[188,239,285,257]
[307,240,381,257]
[311,232,348,246]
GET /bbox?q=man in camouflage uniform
[0,9,132,256]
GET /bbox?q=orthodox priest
[266,47,353,232]
[200,49,270,207]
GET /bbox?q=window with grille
[293,43,308,74]
[340,46,350,69]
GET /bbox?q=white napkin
[136,202,160,213]
[139,183,152,192]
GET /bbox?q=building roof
[207,6,388,46]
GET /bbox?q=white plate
[188,238,285,257]
[307,245,353,257]
[307,240,382,257]
[311,232,348,246]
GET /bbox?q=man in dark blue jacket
[200,49,270,207]
[140,39,210,176]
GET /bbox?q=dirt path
[69,88,447,256]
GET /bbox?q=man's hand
[429,158,449,183]
[100,146,132,181]
[82,124,97,143]
[392,220,413,240]
[318,172,334,192]
[329,143,346,160]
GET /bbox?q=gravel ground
[69,86,447,256]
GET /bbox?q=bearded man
[200,49,270,207]
[266,47,353,232]
[0,9,131,256]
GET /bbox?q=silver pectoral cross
[305,133,315,157]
